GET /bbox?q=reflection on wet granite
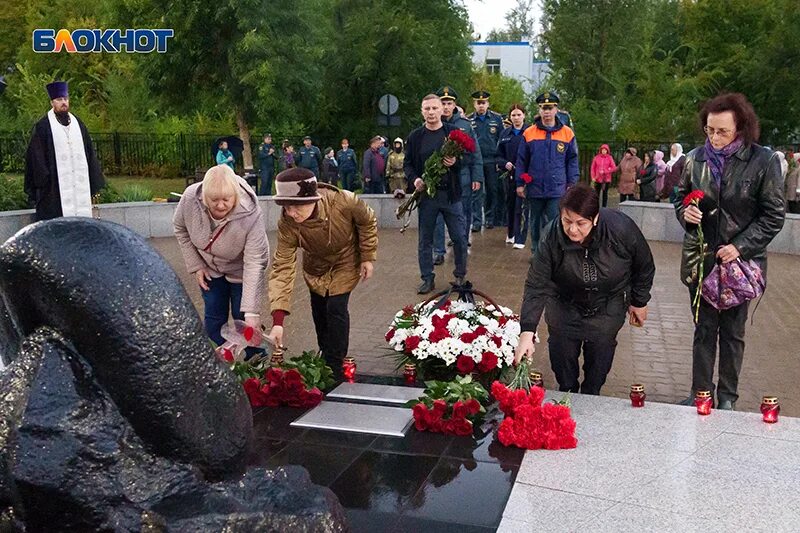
[247,376,522,532]
[394,516,497,533]
[267,443,363,487]
[403,458,519,528]
[245,438,289,468]
[329,451,439,512]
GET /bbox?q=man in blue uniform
[297,135,322,176]
[336,138,358,192]
[257,133,276,195]
[432,85,484,264]
[468,90,505,230]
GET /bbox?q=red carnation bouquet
[491,361,577,450]
[223,350,334,409]
[682,189,706,322]
[520,173,533,184]
[407,375,488,436]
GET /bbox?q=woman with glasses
[514,184,655,394]
[674,93,784,410]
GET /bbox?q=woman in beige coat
[266,167,378,377]
[617,147,642,203]
[173,165,270,351]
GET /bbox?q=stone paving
[151,222,800,417]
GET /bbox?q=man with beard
[24,81,104,221]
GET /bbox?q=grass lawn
[3,173,188,200]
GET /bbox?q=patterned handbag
[701,258,765,310]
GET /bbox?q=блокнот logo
[33,29,174,53]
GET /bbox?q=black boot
[417,278,435,294]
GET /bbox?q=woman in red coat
[590,144,617,207]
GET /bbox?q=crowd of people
[24,79,788,409]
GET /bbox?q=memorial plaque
[327,382,424,405]
[290,401,413,437]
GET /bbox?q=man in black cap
[24,81,104,221]
[468,90,505,231]
[432,85,483,265]
[296,135,322,176]
[257,133,276,195]
[515,90,579,253]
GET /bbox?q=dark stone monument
[0,218,347,532]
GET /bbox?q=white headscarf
[665,143,684,171]
[777,151,788,178]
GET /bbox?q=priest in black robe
[24,81,105,221]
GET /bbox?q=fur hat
[274,167,322,205]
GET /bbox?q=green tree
[485,0,538,42]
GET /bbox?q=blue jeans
[418,190,468,281]
[339,169,356,191]
[517,197,560,253]
[259,166,274,196]
[434,179,473,255]
[202,276,244,346]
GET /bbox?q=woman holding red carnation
[515,185,655,395]
[673,93,785,410]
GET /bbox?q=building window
[486,58,501,74]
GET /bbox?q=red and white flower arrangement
[386,299,525,381]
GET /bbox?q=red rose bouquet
[407,375,488,436]
[683,189,706,322]
[396,129,476,232]
[224,351,334,409]
[492,361,577,450]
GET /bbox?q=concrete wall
[0,194,417,243]
[618,200,800,255]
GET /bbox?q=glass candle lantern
[694,390,712,415]
[403,362,417,384]
[630,384,646,407]
[342,356,357,381]
[269,348,284,367]
[529,371,544,389]
[761,396,780,423]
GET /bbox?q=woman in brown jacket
[617,147,642,203]
[173,165,270,351]
[266,167,378,376]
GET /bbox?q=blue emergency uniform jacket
[515,117,579,199]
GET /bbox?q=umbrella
[211,136,244,161]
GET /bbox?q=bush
[96,183,122,204]
[119,184,153,202]
[0,175,30,211]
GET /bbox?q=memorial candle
[630,384,646,407]
[342,356,357,381]
[695,390,712,415]
[269,348,284,367]
[529,371,544,389]
[403,362,417,384]
[761,396,779,423]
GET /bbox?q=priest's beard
[55,110,71,126]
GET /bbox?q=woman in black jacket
[515,185,655,395]
[496,103,530,247]
[674,93,784,410]
[637,151,659,202]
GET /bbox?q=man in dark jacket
[257,133,276,195]
[515,91,579,253]
[516,185,655,395]
[362,136,386,194]
[468,90,505,230]
[24,81,105,221]
[337,138,358,192]
[674,93,785,410]
[296,136,322,176]
[404,94,467,294]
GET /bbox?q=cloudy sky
[463,0,542,41]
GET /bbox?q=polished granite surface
[499,391,800,533]
[247,375,523,532]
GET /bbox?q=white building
[469,41,550,95]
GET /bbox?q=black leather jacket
[638,162,658,201]
[674,143,785,287]
[520,209,655,339]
